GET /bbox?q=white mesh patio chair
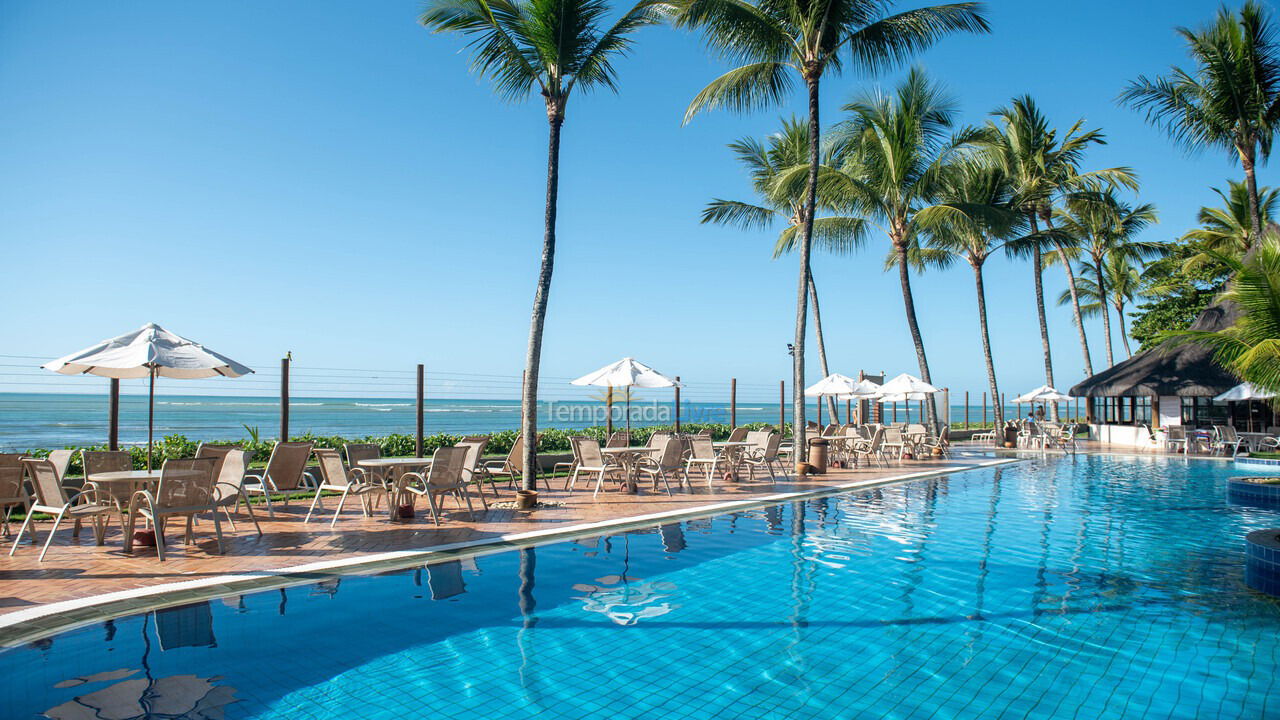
[606,431,631,448]
[882,427,908,460]
[741,432,785,481]
[209,449,262,536]
[399,446,477,526]
[242,441,315,517]
[123,457,221,561]
[1212,426,1248,458]
[481,433,535,489]
[455,438,491,509]
[850,428,886,467]
[10,458,117,561]
[48,449,74,484]
[684,435,725,489]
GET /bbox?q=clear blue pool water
[6,455,1280,719]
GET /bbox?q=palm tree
[702,118,867,420]
[1056,255,1145,359]
[986,96,1136,399]
[827,70,978,428]
[1121,1,1280,236]
[1169,234,1280,392]
[916,158,1022,427]
[1182,179,1280,262]
[1052,192,1161,367]
[421,0,663,491]
[675,0,989,451]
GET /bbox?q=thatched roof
[1069,301,1240,398]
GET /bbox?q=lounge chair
[242,441,316,517]
[633,435,685,495]
[124,458,222,560]
[399,446,477,526]
[306,448,392,526]
[10,458,117,561]
[566,437,625,499]
[0,454,29,537]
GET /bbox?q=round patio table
[601,447,663,493]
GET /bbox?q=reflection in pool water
[7,455,1280,719]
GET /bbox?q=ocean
[0,392,1031,451]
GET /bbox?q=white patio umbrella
[570,357,680,433]
[878,373,940,395]
[1215,382,1276,401]
[1014,384,1072,403]
[42,323,253,468]
[806,374,879,424]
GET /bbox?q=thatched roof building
[1069,301,1239,399]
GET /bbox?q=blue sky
[0,0,1255,403]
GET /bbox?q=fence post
[982,391,987,426]
[108,378,120,451]
[730,378,737,428]
[674,376,681,433]
[846,398,851,425]
[280,355,290,442]
[964,391,969,429]
[416,364,425,457]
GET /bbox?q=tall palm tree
[1182,179,1280,262]
[1052,192,1161,367]
[1056,255,1145,359]
[1121,1,1280,236]
[916,158,1022,427]
[675,0,988,451]
[986,96,1136,399]
[702,118,867,420]
[827,69,978,428]
[1169,234,1280,392]
[421,0,663,490]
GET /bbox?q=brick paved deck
[0,453,1010,644]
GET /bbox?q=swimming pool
[6,454,1280,719]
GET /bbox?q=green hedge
[23,422,783,475]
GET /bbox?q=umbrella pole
[108,378,120,451]
[147,367,155,471]
[626,391,631,433]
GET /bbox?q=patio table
[601,446,663,493]
[1239,432,1274,452]
[711,441,755,479]
[87,469,200,504]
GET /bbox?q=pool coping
[0,455,1020,648]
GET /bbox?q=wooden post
[846,398,851,425]
[964,391,969,429]
[280,356,290,442]
[606,385,613,436]
[779,380,785,431]
[674,377,681,433]
[415,363,424,457]
[982,391,987,427]
[817,394,823,426]
[892,402,897,423]
[108,378,120,451]
[730,378,737,427]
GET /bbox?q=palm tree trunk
[520,109,564,491]
[1243,144,1262,238]
[1028,215,1056,420]
[973,259,1002,426]
[895,238,939,429]
[1116,299,1133,357]
[1094,256,1114,367]
[792,77,821,463]
[1046,214,1092,377]
[808,273,837,421]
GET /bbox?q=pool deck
[0,451,1014,645]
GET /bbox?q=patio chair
[210,449,262,536]
[242,441,316,517]
[741,433,785,481]
[566,437,625,499]
[81,450,132,487]
[850,428,886,467]
[918,427,951,458]
[606,431,631,448]
[727,427,749,443]
[123,458,221,560]
[647,432,672,448]
[48,449,74,484]
[882,427,908,460]
[684,435,726,489]
[634,436,685,495]
[1018,421,1046,450]
[306,448,392,526]
[399,446,476,526]
[455,437,491,509]
[10,458,117,561]
[1212,426,1249,458]
[0,454,29,537]
[480,433,535,489]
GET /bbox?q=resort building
[1070,302,1246,447]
